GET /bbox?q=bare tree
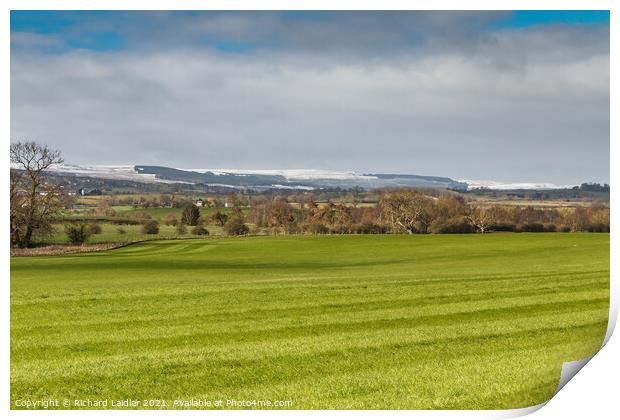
[378,190,434,234]
[10,141,64,247]
[10,169,26,246]
[468,206,494,234]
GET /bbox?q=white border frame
[2,1,616,419]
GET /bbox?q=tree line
[244,190,609,235]
[10,141,610,248]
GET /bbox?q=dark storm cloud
[10,11,610,184]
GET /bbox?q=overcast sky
[10,11,609,184]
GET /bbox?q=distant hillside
[27,163,605,196]
[134,165,469,191]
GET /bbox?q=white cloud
[10,25,609,184]
[10,32,64,51]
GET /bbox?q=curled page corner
[555,356,594,395]
[496,357,596,419]
[549,283,619,399]
[498,402,547,418]
[603,297,618,347]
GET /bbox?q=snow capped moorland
[12,162,577,190]
[460,179,577,190]
[188,168,379,181]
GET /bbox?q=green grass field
[113,206,250,220]
[10,233,609,409]
[41,223,225,245]
[40,206,250,245]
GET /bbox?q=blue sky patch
[495,10,609,29]
[10,10,610,54]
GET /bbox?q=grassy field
[10,234,609,409]
[41,223,224,245]
[112,206,250,220]
[39,206,250,245]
